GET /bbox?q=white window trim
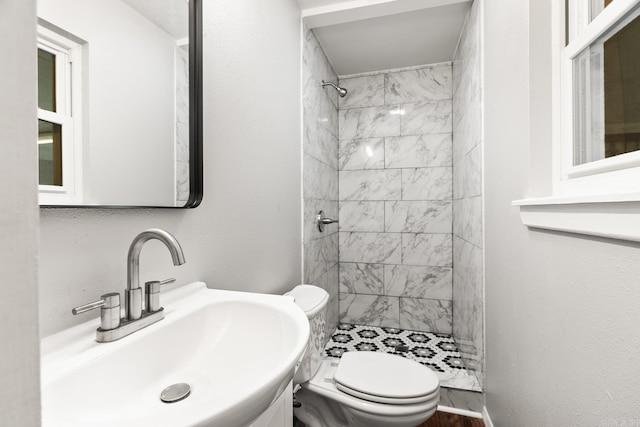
[514,0,640,243]
[37,24,83,205]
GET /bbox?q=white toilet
[286,285,440,427]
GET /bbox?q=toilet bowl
[286,285,440,427]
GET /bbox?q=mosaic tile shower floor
[325,324,481,392]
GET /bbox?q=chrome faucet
[72,229,186,343]
[125,229,186,320]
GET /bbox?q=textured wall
[0,0,41,424]
[337,64,454,333]
[484,0,640,425]
[302,26,340,338]
[452,0,484,386]
[39,0,302,336]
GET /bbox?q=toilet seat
[333,352,440,405]
[336,382,439,405]
[301,356,440,426]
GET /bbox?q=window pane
[38,48,56,112]
[604,12,640,159]
[38,119,62,186]
[591,0,616,21]
[573,10,640,165]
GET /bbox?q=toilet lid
[334,352,439,404]
[285,285,328,316]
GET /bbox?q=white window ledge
[513,194,640,242]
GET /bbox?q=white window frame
[37,24,83,205]
[557,0,640,196]
[514,0,640,242]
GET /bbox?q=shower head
[322,80,348,98]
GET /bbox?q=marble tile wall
[176,43,190,205]
[302,26,340,340]
[337,64,454,335]
[452,0,484,387]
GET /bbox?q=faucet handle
[72,293,120,314]
[72,293,121,331]
[145,278,176,293]
[145,278,176,313]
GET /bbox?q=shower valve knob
[316,210,338,232]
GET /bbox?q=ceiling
[297,0,355,10]
[121,0,188,39]
[299,0,472,76]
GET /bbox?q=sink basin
[40,282,310,427]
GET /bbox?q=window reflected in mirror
[38,119,62,186]
[37,48,56,112]
[36,32,79,199]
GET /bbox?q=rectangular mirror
[37,0,202,207]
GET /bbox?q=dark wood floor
[418,411,485,427]
[295,410,484,427]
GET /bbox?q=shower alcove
[301,0,484,413]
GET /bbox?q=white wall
[0,0,41,424]
[484,0,640,425]
[39,0,176,205]
[39,0,302,337]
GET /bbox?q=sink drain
[160,383,191,403]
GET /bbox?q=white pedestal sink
[40,282,310,427]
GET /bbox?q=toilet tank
[285,285,329,384]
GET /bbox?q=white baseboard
[437,405,483,419]
[483,406,495,427]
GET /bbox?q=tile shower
[452,0,484,386]
[302,0,484,401]
[337,64,454,334]
[175,42,190,205]
[302,24,340,336]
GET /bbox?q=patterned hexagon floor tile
[324,323,481,392]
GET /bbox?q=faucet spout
[125,229,186,320]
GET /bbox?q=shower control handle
[316,210,338,232]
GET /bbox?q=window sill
[513,193,640,242]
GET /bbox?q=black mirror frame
[41,0,203,209]
[185,0,203,208]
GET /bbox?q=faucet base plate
[96,308,164,343]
